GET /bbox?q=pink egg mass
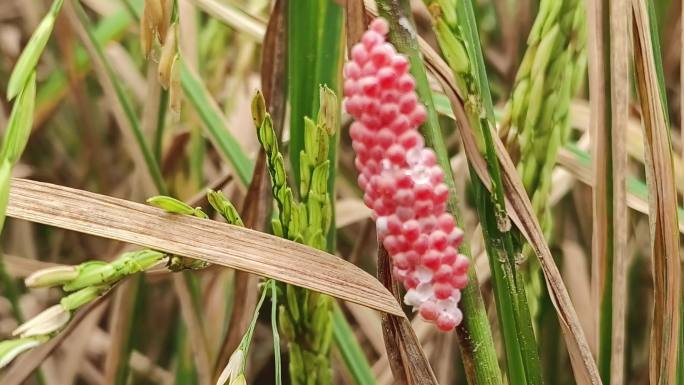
[343,18,469,331]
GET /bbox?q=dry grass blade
[586,1,606,362]
[377,246,438,385]
[586,0,630,382]
[632,1,681,384]
[606,1,629,383]
[5,178,403,316]
[336,199,372,228]
[421,37,601,385]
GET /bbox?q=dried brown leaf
[632,1,681,383]
[556,148,684,234]
[6,178,402,316]
[420,32,602,385]
[260,0,287,134]
[586,0,630,382]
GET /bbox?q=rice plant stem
[452,2,545,383]
[374,1,504,384]
[402,0,544,383]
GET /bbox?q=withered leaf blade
[632,1,681,384]
[6,178,403,316]
[418,30,602,385]
[586,0,629,383]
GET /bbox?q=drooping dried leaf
[5,178,403,316]
[556,148,684,233]
[420,31,601,385]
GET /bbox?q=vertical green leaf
[7,0,64,100]
[0,161,11,238]
[287,1,320,188]
[181,65,254,186]
[332,305,377,385]
[287,0,343,249]
[1,72,36,164]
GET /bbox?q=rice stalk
[254,89,337,385]
[419,12,601,385]
[497,0,587,333]
[0,249,167,368]
[103,0,255,190]
[69,4,216,383]
[420,0,543,383]
[216,279,275,385]
[365,1,510,384]
[1,0,62,233]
